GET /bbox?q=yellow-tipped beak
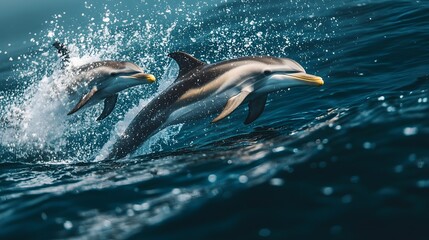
[288,73,324,86]
[129,73,156,83]
[144,74,156,83]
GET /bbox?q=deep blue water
[1,0,429,239]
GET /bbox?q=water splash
[0,4,180,161]
[0,56,106,160]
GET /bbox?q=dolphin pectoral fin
[244,94,268,125]
[168,52,205,80]
[212,91,251,123]
[67,86,98,115]
[97,94,118,121]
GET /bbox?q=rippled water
[1,0,428,239]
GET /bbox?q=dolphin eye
[263,70,272,76]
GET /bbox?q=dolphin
[52,42,156,121]
[104,51,324,159]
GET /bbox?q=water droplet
[394,165,404,173]
[378,96,385,101]
[322,187,333,196]
[239,175,248,183]
[103,220,112,227]
[127,209,135,216]
[272,146,285,153]
[178,193,191,202]
[208,174,217,183]
[386,106,396,112]
[133,202,149,211]
[363,142,374,149]
[350,176,360,183]
[259,228,271,237]
[63,221,73,230]
[403,127,418,136]
[47,31,55,38]
[417,180,429,188]
[341,194,352,203]
[408,154,417,162]
[270,178,284,186]
[172,188,181,194]
[103,17,110,23]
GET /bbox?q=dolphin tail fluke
[244,94,268,124]
[53,41,70,67]
[67,86,98,115]
[212,90,251,123]
[96,94,118,121]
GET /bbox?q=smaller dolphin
[53,42,156,121]
[104,52,323,160]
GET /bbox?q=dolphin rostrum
[53,42,156,121]
[103,51,324,159]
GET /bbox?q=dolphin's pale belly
[164,88,240,127]
[63,75,123,115]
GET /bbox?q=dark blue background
[1,0,428,239]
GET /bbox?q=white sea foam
[0,53,102,159]
[0,6,179,161]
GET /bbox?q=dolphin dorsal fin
[168,51,205,80]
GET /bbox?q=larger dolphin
[104,52,324,159]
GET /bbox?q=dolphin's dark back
[75,61,126,73]
[176,56,284,82]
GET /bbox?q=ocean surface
[1,0,428,239]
